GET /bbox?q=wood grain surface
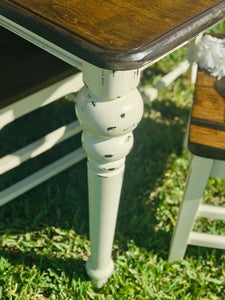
[189,70,225,160]
[0,0,224,69]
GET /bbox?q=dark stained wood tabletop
[0,0,225,69]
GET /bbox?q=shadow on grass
[0,99,186,234]
[117,99,189,255]
[0,247,89,297]
[2,96,218,273]
[0,247,88,280]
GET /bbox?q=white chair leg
[168,155,214,263]
[75,63,143,287]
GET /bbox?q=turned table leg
[75,62,143,287]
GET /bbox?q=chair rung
[188,231,225,249]
[0,121,82,175]
[0,147,86,207]
[198,204,225,221]
[144,60,190,101]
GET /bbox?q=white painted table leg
[168,155,214,263]
[75,63,143,287]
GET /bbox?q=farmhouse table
[0,0,224,287]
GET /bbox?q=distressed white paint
[0,72,83,129]
[0,121,82,174]
[169,155,225,263]
[0,147,86,207]
[75,62,143,287]
[83,62,140,99]
[3,13,223,285]
[0,17,144,286]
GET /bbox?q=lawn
[0,22,225,299]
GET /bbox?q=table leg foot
[86,258,114,288]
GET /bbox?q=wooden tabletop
[0,0,225,69]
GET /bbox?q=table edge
[0,1,225,70]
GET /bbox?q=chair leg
[168,155,214,263]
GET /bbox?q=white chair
[0,26,86,206]
[169,57,225,262]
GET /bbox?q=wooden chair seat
[0,26,78,109]
[169,35,225,262]
[188,70,225,160]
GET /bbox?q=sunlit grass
[0,22,224,299]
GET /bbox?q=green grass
[0,23,225,299]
